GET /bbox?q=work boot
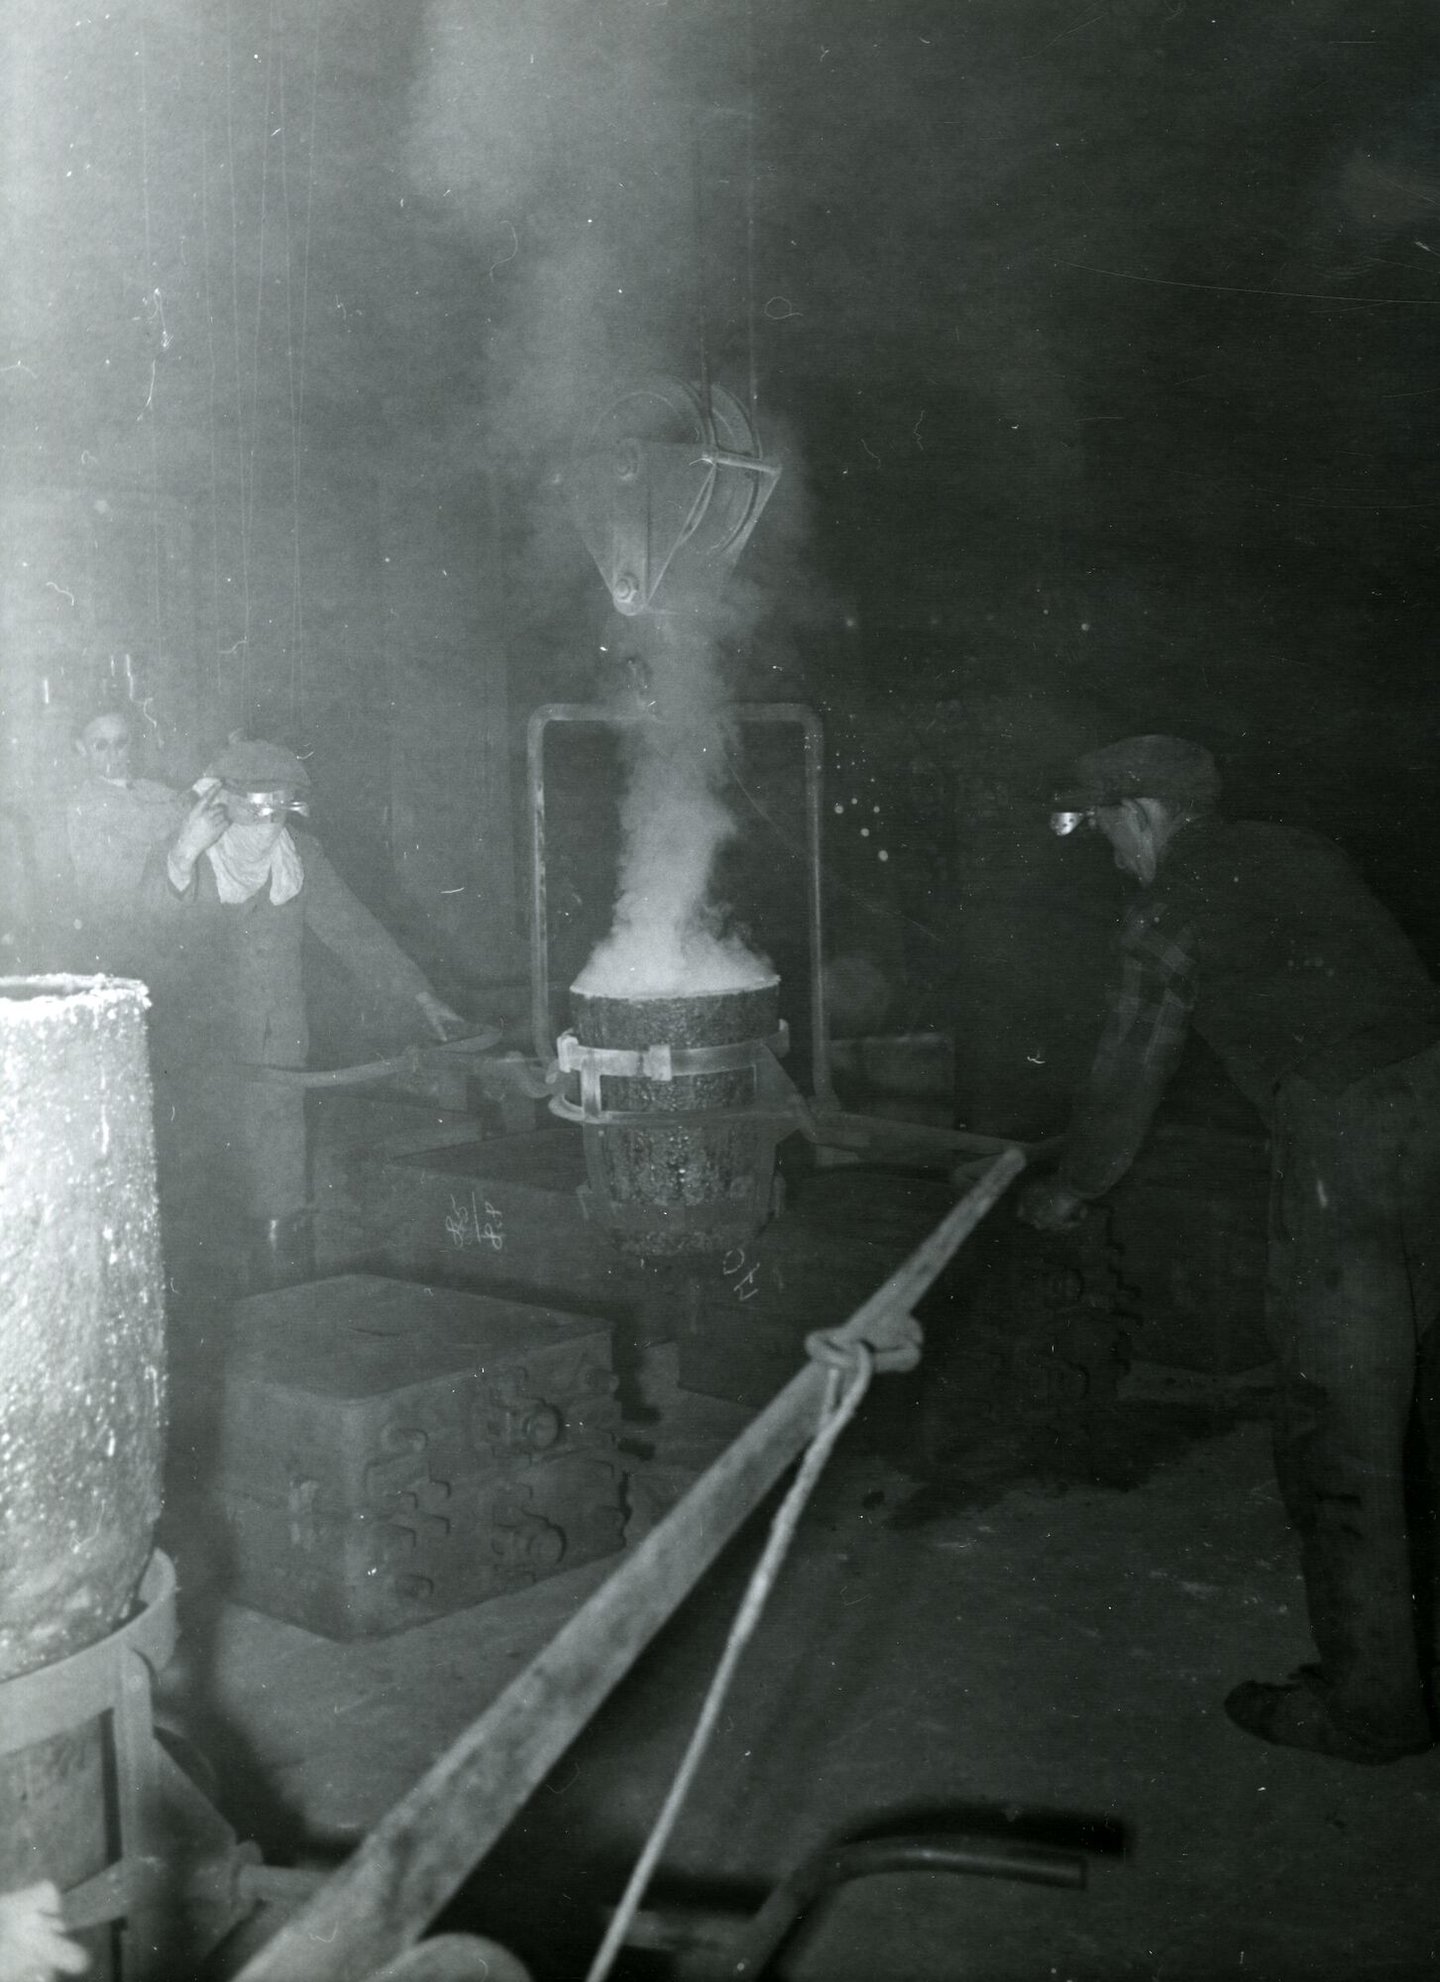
[243,1211,314,1293]
[1223,1666,1433,1765]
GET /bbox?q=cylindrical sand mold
[569,981,782,1257]
[0,977,167,1680]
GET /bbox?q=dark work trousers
[151,1055,309,1307]
[232,1066,309,1221]
[1267,1044,1440,1741]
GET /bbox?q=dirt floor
[162,1363,1440,1982]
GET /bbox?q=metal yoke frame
[527,702,833,1106]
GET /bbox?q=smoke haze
[404,0,733,472]
[573,605,775,999]
[406,0,794,1004]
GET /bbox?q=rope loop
[806,1314,921,1379]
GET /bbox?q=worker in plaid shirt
[1020,734,1440,1765]
[1054,894,1198,1202]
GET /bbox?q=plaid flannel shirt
[1060,897,1198,1200]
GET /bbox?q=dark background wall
[5,0,1438,1112]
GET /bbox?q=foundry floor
[161,1357,1440,1982]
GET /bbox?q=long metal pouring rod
[807,1108,1061,1162]
[234,1146,1026,1982]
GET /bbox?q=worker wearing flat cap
[144,738,462,1292]
[1021,733,1440,1764]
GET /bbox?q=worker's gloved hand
[169,786,230,878]
[416,989,466,1041]
[0,1881,91,1978]
[1016,1177,1089,1232]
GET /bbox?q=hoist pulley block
[566,375,780,615]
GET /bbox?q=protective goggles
[225,785,310,823]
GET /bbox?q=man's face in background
[76,714,132,783]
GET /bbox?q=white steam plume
[574,606,774,999]
[406,2,799,1000]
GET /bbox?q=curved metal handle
[712,1831,1086,1980]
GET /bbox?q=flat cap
[204,738,312,791]
[1055,734,1220,813]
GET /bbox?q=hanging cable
[137,23,165,690]
[693,131,712,426]
[290,0,323,722]
[224,0,252,717]
[200,104,225,699]
[583,1342,876,1982]
[276,0,302,721]
[745,0,759,433]
[244,1,279,717]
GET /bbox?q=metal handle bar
[701,1831,1086,1980]
[240,1028,502,1089]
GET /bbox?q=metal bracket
[553,1024,789,1120]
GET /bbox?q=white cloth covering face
[193,778,305,905]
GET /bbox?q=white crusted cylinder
[0,975,166,1682]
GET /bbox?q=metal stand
[0,1551,254,1978]
[529,702,1052,1193]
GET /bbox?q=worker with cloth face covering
[1019,733,1440,1765]
[143,738,462,1293]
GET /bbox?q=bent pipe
[707,1833,1087,1981]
